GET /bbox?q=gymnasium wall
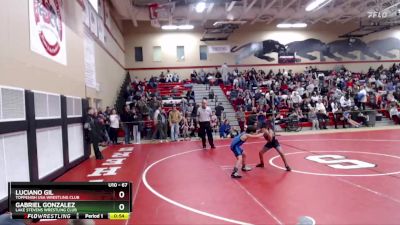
[0,0,126,108]
[124,22,400,79]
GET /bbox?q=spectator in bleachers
[131,107,142,144]
[244,95,253,111]
[149,96,161,117]
[190,70,198,83]
[308,108,319,130]
[343,111,361,128]
[236,106,246,132]
[257,111,267,129]
[257,94,267,111]
[152,106,167,142]
[180,98,188,114]
[247,107,258,126]
[211,111,218,133]
[180,115,190,140]
[331,100,345,129]
[389,102,400,124]
[357,86,368,110]
[159,72,166,83]
[120,105,132,144]
[221,63,229,85]
[137,95,150,116]
[316,99,328,129]
[215,102,224,123]
[172,73,179,82]
[186,88,195,103]
[191,103,199,130]
[84,107,104,160]
[187,102,194,116]
[356,110,368,126]
[109,109,120,144]
[219,119,231,138]
[199,69,206,84]
[149,76,158,88]
[169,105,182,142]
[340,94,352,109]
[166,70,173,83]
[291,91,302,108]
[233,76,239,89]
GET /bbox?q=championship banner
[84,31,97,89]
[97,16,105,43]
[89,7,98,36]
[29,0,67,65]
[208,45,231,54]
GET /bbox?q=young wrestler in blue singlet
[230,126,264,178]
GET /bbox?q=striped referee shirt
[197,106,212,122]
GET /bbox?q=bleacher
[219,84,398,130]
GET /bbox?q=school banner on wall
[208,45,231,54]
[29,0,67,65]
[84,31,97,89]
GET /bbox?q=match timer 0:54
[8,182,133,220]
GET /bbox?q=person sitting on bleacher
[331,100,345,129]
[219,119,231,138]
[172,73,180,82]
[186,88,195,103]
[149,76,158,88]
[180,115,190,141]
[340,94,352,109]
[166,70,173,83]
[389,102,400,125]
[316,99,328,129]
[211,111,219,133]
[190,70,198,83]
[343,108,361,128]
[159,72,166,83]
[308,108,319,130]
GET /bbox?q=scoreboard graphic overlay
[8,182,132,220]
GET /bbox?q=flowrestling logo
[29,0,67,64]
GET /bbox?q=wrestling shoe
[242,166,252,172]
[286,166,292,171]
[255,163,264,168]
[231,172,242,178]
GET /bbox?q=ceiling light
[276,23,307,28]
[292,23,308,28]
[227,13,235,21]
[195,1,206,13]
[276,23,293,28]
[161,25,178,30]
[178,25,194,30]
[305,0,331,12]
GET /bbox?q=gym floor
[39,128,400,225]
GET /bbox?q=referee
[197,98,216,149]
